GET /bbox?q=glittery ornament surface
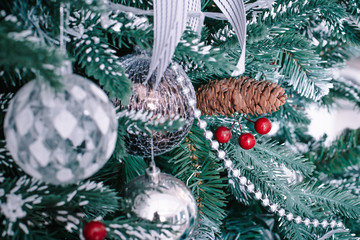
[124,167,198,239]
[116,54,195,157]
[4,74,118,185]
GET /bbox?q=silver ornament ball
[4,74,118,185]
[124,167,198,239]
[115,53,195,157]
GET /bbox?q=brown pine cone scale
[196,77,287,116]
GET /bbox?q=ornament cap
[60,60,73,76]
[145,167,161,185]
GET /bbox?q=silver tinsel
[4,74,118,185]
[115,53,195,157]
[124,167,198,239]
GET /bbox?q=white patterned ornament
[4,74,118,185]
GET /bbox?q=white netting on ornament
[115,53,195,157]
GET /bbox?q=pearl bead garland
[176,69,345,231]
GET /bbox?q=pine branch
[273,102,311,125]
[0,20,64,88]
[279,219,315,240]
[68,10,133,104]
[175,30,235,84]
[106,216,175,240]
[0,174,120,239]
[122,155,147,183]
[0,140,24,177]
[309,128,360,176]
[108,12,152,50]
[291,182,360,219]
[157,124,228,231]
[318,43,360,68]
[0,93,13,137]
[228,134,360,227]
[254,138,315,177]
[325,167,360,236]
[228,143,315,217]
[277,49,332,101]
[117,109,187,136]
[323,78,360,110]
[0,68,35,92]
[188,216,218,240]
[221,204,281,240]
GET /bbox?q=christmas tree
[1,0,360,239]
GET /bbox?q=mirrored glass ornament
[124,167,198,239]
[114,53,195,157]
[4,74,118,185]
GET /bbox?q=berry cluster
[214,117,272,150]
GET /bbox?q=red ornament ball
[254,118,272,135]
[83,221,107,240]
[215,126,232,143]
[238,133,256,150]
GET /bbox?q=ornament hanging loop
[59,2,72,75]
[146,166,160,185]
[59,2,65,52]
[145,131,160,184]
[149,131,156,170]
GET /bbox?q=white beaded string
[174,64,347,231]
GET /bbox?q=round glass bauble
[124,167,198,239]
[115,54,195,157]
[4,74,118,185]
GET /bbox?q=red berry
[254,118,271,135]
[83,221,107,240]
[215,126,232,143]
[238,133,256,150]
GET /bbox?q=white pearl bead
[217,150,226,159]
[278,208,285,217]
[337,221,344,228]
[270,204,278,212]
[224,159,232,168]
[232,169,240,177]
[303,218,310,226]
[321,220,329,228]
[247,184,255,193]
[330,220,337,228]
[210,141,219,150]
[204,131,213,140]
[194,109,202,118]
[254,191,262,200]
[262,198,270,207]
[198,120,207,129]
[294,216,302,224]
[286,213,294,221]
[312,219,319,227]
[239,176,247,185]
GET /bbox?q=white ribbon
[213,0,247,76]
[146,0,189,88]
[187,0,203,34]
[108,1,249,82]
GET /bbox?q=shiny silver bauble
[124,167,198,239]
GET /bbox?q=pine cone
[196,77,287,116]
